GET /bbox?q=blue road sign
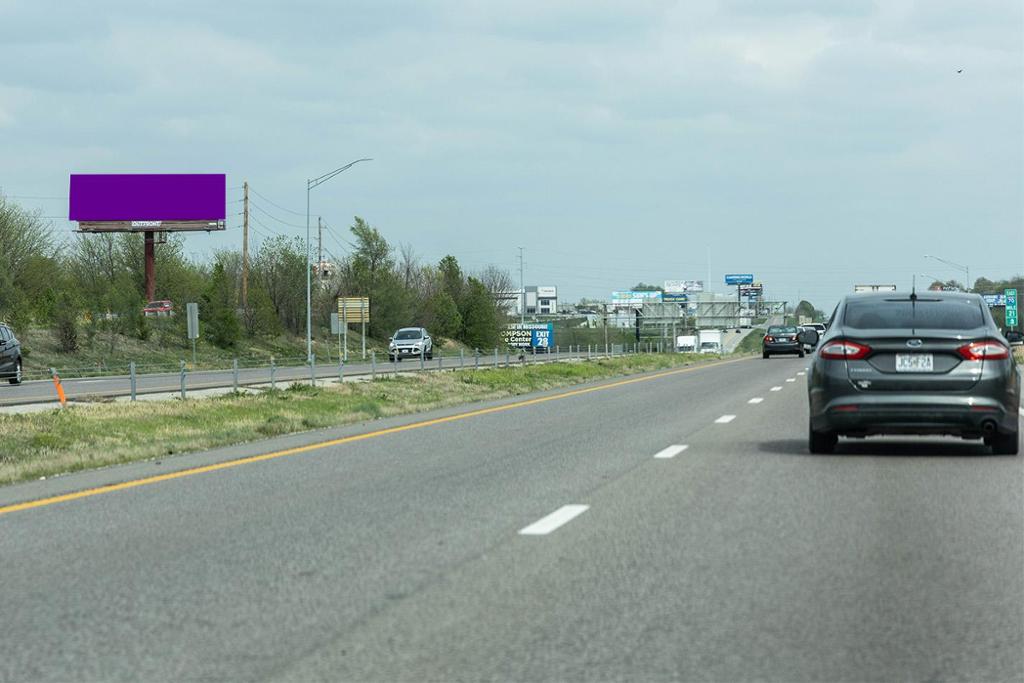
[725,274,754,286]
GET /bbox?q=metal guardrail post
[180,360,186,400]
[494,347,498,367]
[438,353,442,370]
[310,357,317,387]
[232,358,239,392]
[505,351,510,367]
[337,358,343,384]
[371,351,376,380]
[460,348,465,368]
[129,361,137,402]
[270,356,276,390]
[588,344,592,359]
[475,348,480,370]
[420,347,425,371]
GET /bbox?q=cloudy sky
[1,0,1021,309]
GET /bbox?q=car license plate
[895,353,933,373]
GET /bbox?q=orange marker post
[50,368,67,408]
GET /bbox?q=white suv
[388,327,433,361]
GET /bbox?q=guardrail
[7,341,692,406]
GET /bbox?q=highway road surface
[1,356,1021,681]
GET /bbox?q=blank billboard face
[69,174,226,222]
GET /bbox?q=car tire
[798,350,805,358]
[9,358,22,385]
[808,424,837,454]
[990,431,1019,455]
[762,351,769,359]
[427,352,433,360]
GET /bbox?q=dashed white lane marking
[786,378,796,383]
[748,397,764,404]
[654,444,689,459]
[715,414,737,424]
[519,505,589,535]
[1019,407,1024,417]
[770,386,783,392]
[797,371,806,376]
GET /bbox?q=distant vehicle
[388,327,433,361]
[143,300,174,317]
[800,323,826,352]
[676,334,697,353]
[763,325,804,359]
[806,292,1019,455]
[698,329,722,354]
[699,341,721,355]
[0,323,23,385]
[1005,330,1023,347]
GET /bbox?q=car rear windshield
[768,326,797,335]
[395,330,422,340]
[844,299,985,329]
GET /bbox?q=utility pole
[241,181,249,309]
[518,246,525,325]
[317,216,323,280]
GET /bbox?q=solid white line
[654,444,689,459]
[519,505,589,535]
[1019,407,1024,417]
[770,386,783,392]
[715,414,736,424]
[786,378,796,383]
[748,397,764,404]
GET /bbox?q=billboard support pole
[144,232,156,302]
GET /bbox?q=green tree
[202,262,241,349]
[439,255,464,304]
[429,290,462,339]
[460,278,500,349]
[632,282,662,292]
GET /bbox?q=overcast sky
[1,0,1021,309]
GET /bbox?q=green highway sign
[1005,288,1017,327]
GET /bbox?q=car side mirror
[797,329,819,346]
[388,337,393,342]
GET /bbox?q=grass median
[0,352,729,486]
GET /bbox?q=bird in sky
[957,69,964,73]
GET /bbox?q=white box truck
[676,334,697,353]
[698,329,722,355]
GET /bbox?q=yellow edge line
[0,357,748,517]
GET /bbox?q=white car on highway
[388,327,433,361]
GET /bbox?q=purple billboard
[69,174,226,222]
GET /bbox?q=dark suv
[805,292,1019,454]
[0,323,23,385]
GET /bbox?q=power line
[248,201,306,229]
[248,187,306,216]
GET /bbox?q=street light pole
[924,254,970,291]
[306,158,372,366]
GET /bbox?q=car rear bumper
[811,394,1018,437]
[764,342,801,354]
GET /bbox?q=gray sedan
[804,292,1019,455]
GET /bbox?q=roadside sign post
[331,313,341,362]
[337,297,370,363]
[186,302,199,366]
[1006,288,1018,329]
[270,356,276,390]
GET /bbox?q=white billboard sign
[664,280,704,293]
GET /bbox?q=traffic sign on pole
[1005,288,1017,328]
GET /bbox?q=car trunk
[842,327,985,392]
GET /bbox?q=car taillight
[764,336,774,343]
[957,340,1009,360]
[819,340,871,360]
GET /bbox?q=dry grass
[0,353,715,486]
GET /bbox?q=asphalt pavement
[1,356,1021,681]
